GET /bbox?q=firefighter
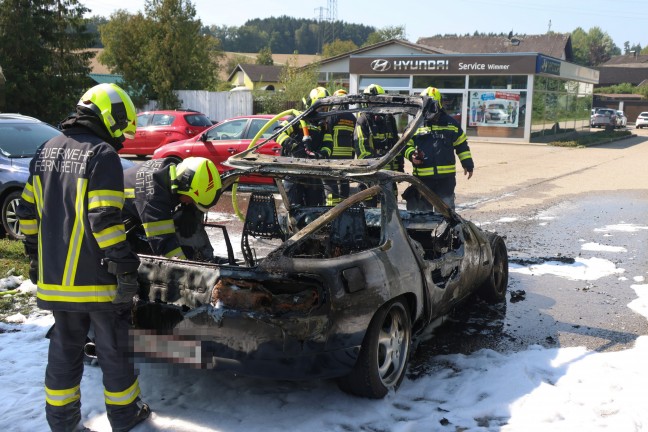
[16,83,150,432]
[324,88,356,205]
[354,84,403,172]
[122,156,222,261]
[276,86,331,206]
[403,86,474,211]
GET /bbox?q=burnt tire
[337,299,411,399]
[1,190,24,240]
[478,233,508,303]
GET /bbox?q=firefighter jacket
[403,111,474,178]
[122,158,186,259]
[354,112,403,171]
[17,119,135,312]
[277,113,332,159]
[325,110,356,160]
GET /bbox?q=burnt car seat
[328,205,369,257]
[241,192,286,266]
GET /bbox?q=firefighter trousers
[45,309,143,432]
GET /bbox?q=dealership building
[316,38,599,143]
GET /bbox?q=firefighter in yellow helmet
[277,86,332,206]
[323,88,356,205]
[122,156,222,261]
[354,84,403,172]
[16,83,151,431]
[403,86,474,210]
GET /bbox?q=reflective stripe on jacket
[122,158,186,259]
[354,112,402,171]
[326,111,356,159]
[277,114,331,158]
[17,128,131,311]
[403,111,474,177]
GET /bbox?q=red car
[120,109,212,156]
[152,115,284,184]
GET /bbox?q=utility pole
[314,6,326,54]
[325,0,337,45]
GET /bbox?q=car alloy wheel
[1,190,24,240]
[478,234,509,303]
[337,298,412,399]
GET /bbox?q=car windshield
[0,122,61,158]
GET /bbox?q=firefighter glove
[113,272,139,306]
[175,205,200,238]
[302,135,314,152]
[411,149,425,165]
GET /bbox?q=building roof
[594,93,644,100]
[416,33,573,60]
[226,64,283,83]
[601,54,648,66]
[89,73,122,84]
[595,66,648,86]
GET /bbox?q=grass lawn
[0,238,29,279]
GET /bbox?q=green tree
[100,0,222,109]
[322,39,358,58]
[570,26,619,66]
[0,0,93,123]
[256,46,274,65]
[99,10,153,107]
[364,25,407,46]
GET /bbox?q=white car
[636,112,648,129]
[615,111,627,128]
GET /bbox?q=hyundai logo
[371,59,391,72]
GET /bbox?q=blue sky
[81,0,647,50]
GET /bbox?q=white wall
[141,90,253,122]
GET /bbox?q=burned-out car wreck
[131,94,508,399]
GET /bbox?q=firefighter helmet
[363,84,385,95]
[333,89,348,97]
[420,86,442,102]
[77,83,137,142]
[303,87,330,109]
[175,157,221,212]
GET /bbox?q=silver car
[590,108,616,128]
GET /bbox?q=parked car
[119,109,212,157]
[635,112,648,129]
[485,103,508,123]
[590,108,617,128]
[0,113,135,240]
[152,114,284,185]
[130,94,509,399]
[615,111,627,128]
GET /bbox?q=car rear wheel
[2,190,24,240]
[337,299,411,399]
[478,234,508,303]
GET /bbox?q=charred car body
[131,94,508,399]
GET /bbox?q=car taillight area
[212,277,320,313]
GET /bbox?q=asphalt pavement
[410,126,648,361]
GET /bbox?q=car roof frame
[224,94,438,177]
